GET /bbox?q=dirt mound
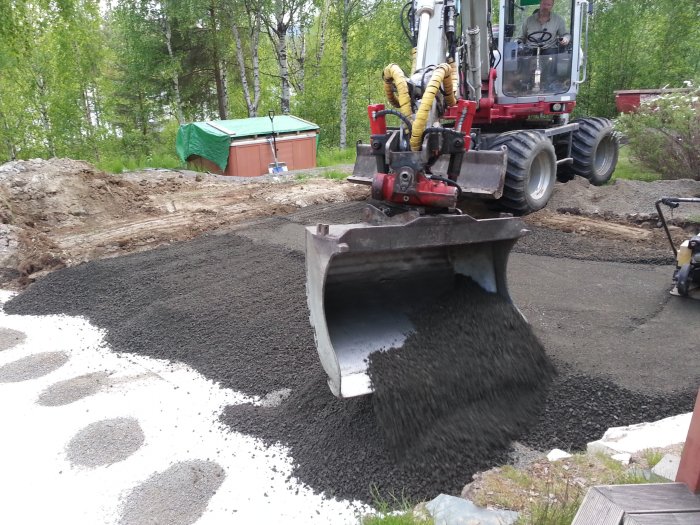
[548,176,700,222]
[368,276,555,463]
[0,158,368,288]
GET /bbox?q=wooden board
[573,483,700,525]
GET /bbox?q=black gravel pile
[5,233,318,396]
[223,372,511,502]
[5,224,695,504]
[368,276,555,462]
[521,365,697,451]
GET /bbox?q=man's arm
[555,15,571,45]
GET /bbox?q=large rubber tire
[570,117,619,186]
[489,131,557,215]
[676,263,691,297]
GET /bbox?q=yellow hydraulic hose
[410,63,456,151]
[382,64,413,120]
[448,59,459,101]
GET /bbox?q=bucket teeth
[305,210,528,398]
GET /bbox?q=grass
[322,169,351,180]
[317,147,356,167]
[468,450,660,525]
[642,449,664,469]
[612,147,662,182]
[361,486,433,525]
[97,152,183,174]
[363,513,433,525]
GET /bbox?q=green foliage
[322,169,350,180]
[362,485,432,525]
[2,0,698,167]
[317,147,356,167]
[611,148,661,182]
[616,87,700,180]
[578,0,700,118]
[642,449,664,469]
[518,499,580,525]
[362,513,433,525]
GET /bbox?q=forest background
[0,0,698,171]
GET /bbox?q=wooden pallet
[572,483,700,524]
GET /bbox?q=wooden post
[677,389,700,493]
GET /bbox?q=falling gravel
[368,276,555,462]
[4,211,696,503]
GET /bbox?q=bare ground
[1,157,699,290]
[0,158,365,287]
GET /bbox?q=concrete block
[652,453,682,481]
[587,412,692,455]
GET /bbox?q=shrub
[616,85,700,181]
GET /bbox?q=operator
[521,0,570,53]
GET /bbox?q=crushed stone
[37,371,111,406]
[4,217,695,503]
[65,417,145,468]
[0,327,26,351]
[0,351,69,382]
[118,460,225,525]
[368,276,555,462]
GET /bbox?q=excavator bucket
[305,210,528,398]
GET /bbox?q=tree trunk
[164,14,185,124]
[315,0,330,71]
[339,5,349,149]
[0,111,17,161]
[210,3,229,120]
[251,15,261,116]
[277,23,291,114]
[231,16,261,118]
[35,75,55,157]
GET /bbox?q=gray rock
[426,494,518,525]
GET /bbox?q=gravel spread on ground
[5,220,695,503]
[65,417,145,468]
[368,276,555,462]
[118,460,226,525]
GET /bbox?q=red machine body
[371,172,459,209]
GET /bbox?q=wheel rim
[594,134,616,174]
[528,151,554,201]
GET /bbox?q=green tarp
[176,115,319,171]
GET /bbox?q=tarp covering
[176,116,319,171]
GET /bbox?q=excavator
[306,0,620,397]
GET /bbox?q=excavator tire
[570,117,619,186]
[489,131,557,215]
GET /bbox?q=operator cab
[494,0,586,103]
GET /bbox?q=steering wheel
[527,30,553,47]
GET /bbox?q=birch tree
[265,0,310,113]
[229,0,264,117]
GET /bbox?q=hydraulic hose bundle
[409,62,457,151]
[382,64,413,121]
[382,61,458,152]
